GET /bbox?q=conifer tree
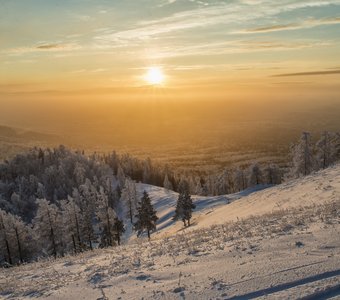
[134,191,158,240]
[173,193,185,225]
[113,217,125,245]
[173,180,195,227]
[183,192,195,226]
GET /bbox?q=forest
[0,131,339,265]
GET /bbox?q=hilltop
[1,165,339,299]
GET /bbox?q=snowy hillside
[137,164,340,238]
[0,165,339,299]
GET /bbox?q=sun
[145,67,165,85]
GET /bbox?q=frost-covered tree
[194,177,204,195]
[8,213,33,264]
[120,178,138,224]
[74,162,86,186]
[96,187,116,247]
[248,163,263,186]
[0,209,14,264]
[33,199,63,259]
[142,158,152,183]
[113,217,125,245]
[290,132,314,177]
[134,191,158,240]
[332,132,340,162]
[264,164,281,185]
[60,197,83,253]
[315,131,332,169]
[315,131,340,169]
[0,209,35,265]
[233,168,247,192]
[117,164,126,188]
[77,182,97,250]
[163,174,173,191]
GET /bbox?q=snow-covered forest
[0,131,339,265]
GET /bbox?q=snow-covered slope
[1,165,339,300]
[138,164,340,238]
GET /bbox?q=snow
[136,183,271,239]
[0,165,339,299]
[138,165,339,238]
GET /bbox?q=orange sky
[1,0,340,138]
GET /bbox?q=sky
[1,0,340,140]
[1,0,340,96]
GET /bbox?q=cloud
[36,44,65,50]
[94,1,340,47]
[147,40,331,59]
[272,70,340,77]
[236,17,340,34]
[70,68,107,74]
[158,0,177,7]
[7,43,81,55]
[240,23,300,33]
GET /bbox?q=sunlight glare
[145,67,165,85]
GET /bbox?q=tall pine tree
[134,191,158,240]
[173,180,195,227]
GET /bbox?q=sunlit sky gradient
[1,0,340,96]
[1,0,340,156]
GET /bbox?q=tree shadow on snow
[226,269,340,300]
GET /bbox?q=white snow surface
[137,165,339,238]
[0,165,339,299]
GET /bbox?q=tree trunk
[129,202,133,224]
[106,207,112,246]
[5,238,12,265]
[88,233,93,250]
[74,205,81,251]
[15,227,23,264]
[47,210,57,259]
[1,216,12,265]
[51,226,57,259]
[72,234,77,254]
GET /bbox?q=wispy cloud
[147,40,331,59]
[95,1,340,46]
[36,44,66,50]
[7,43,81,55]
[236,17,340,34]
[70,68,106,74]
[272,69,340,77]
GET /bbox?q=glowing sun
[145,67,165,85]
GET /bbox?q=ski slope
[0,165,339,299]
